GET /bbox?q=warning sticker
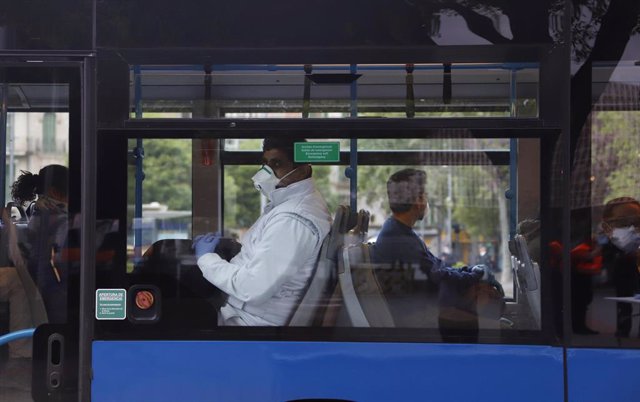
[95,289,127,320]
[294,142,340,163]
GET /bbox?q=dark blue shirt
[372,217,481,311]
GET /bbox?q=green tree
[140,139,193,210]
[224,165,261,230]
[597,111,640,201]
[223,139,262,231]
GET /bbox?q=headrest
[325,205,351,261]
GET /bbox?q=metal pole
[8,109,14,195]
[349,64,358,215]
[0,81,8,205]
[302,64,312,118]
[509,69,518,238]
[133,65,144,264]
[446,166,452,249]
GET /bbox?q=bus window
[0,80,73,400]
[121,132,545,337]
[126,138,193,270]
[129,64,539,120]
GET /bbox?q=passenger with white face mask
[601,197,640,337]
[193,137,331,326]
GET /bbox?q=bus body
[0,1,639,402]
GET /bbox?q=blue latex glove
[472,265,505,297]
[471,264,488,280]
[488,274,505,298]
[192,232,221,260]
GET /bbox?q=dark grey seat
[338,242,395,327]
[509,235,541,328]
[288,205,351,326]
[337,209,395,328]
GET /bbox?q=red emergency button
[135,290,154,310]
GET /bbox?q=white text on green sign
[95,289,127,320]
[294,142,340,163]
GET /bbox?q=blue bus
[1,1,640,401]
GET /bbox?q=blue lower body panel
[567,348,640,402]
[92,341,563,402]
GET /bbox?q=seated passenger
[0,267,33,359]
[193,137,331,326]
[601,197,640,337]
[11,165,69,324]
[372,168,502,339]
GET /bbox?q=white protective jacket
[197,177,331,326]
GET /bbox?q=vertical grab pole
[508,68,518,239]
[302,64,312,118]
[349,64,358,215]
[133,65,144,264]
[0,81,8,205]
[405,64,415,118]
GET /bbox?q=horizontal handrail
[0,328,36,346]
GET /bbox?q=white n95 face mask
[610,226,640,253]
[251,165,298,199]
[251,165,280,199]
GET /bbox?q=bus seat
[288,205,350,326]
[338,242,395,327]
[344,209,370,247]
[510,235,541,328]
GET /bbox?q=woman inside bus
[11,164,70,323]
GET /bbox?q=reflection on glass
[1,92,70,397]
[130,64,539,119]
[0,1,92,50]
[124,136,544,333]
[98,0,561,48]
[126,139,193,271]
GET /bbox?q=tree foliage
[139,139,193,210]
[595,111,640,202]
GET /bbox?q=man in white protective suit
[193,137,331,326]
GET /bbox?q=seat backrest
[338,242,395,327]
[288,205,350,326]
[511,234,541,328]
[325,205,351,262]
[344,209,370,247]
[514,235,538,291]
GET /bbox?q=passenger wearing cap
[372,168,503,339]
[193,137,331,326]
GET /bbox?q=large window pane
[1,83,70,400]
[124,135,543,336]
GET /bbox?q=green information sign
[294,142,340,163]
[95,289,127,320]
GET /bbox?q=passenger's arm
[197,213,321,304]
[423,251,483,287]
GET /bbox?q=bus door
[91,119,565,402]
[0,59,92,402]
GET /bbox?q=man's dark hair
[263,137,307,166]
[386,168,426,213]
[603,196,640,221]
